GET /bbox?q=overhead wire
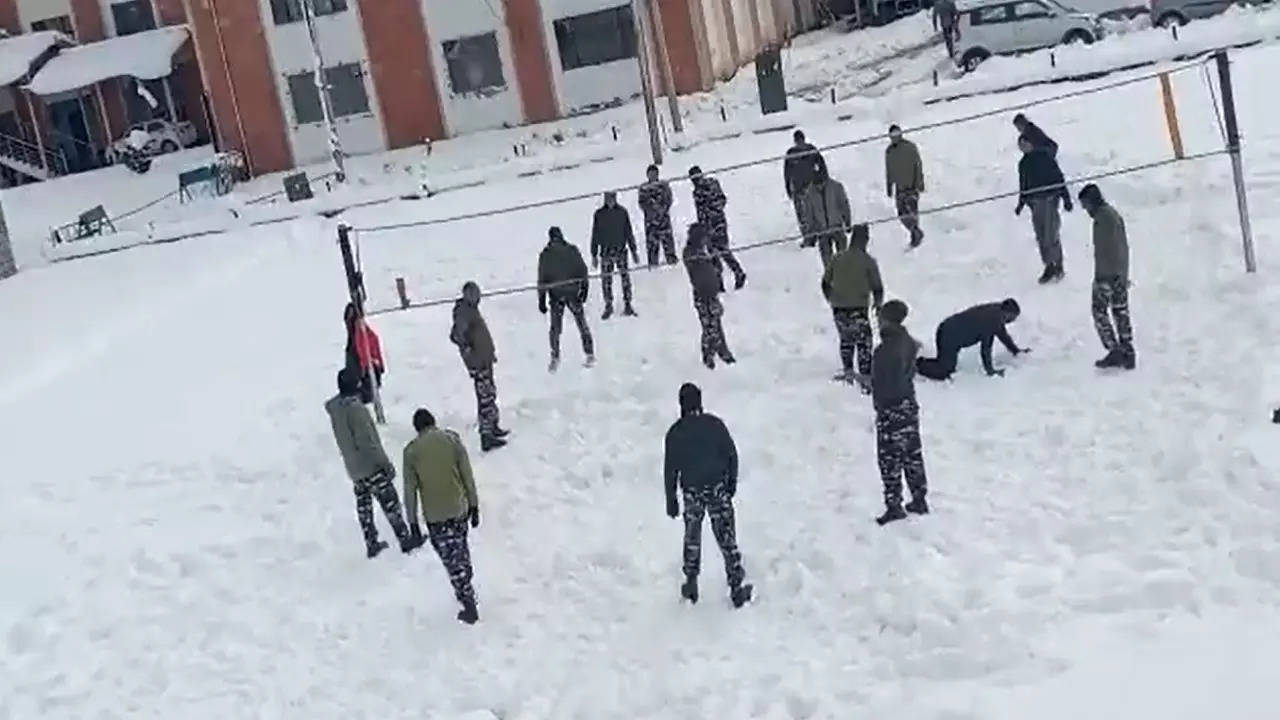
[352,56,1214,235]
[363,148,1228,317]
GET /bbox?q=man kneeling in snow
[915,299,1027,380]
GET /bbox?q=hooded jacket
[450,297,496,370]
[871,324,919,411]
[325,394,394,481]
[784,141,827,197]
[590,204,637,259]
[1018,120,1058,157]
[538,236,590,304]
[1017,149,1069,207]
[683,235,724,299]
[822,236,884,310]
[403,427,477,525]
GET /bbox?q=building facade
[0,0,823,180]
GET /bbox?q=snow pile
[930,4,1280,100]
[26,25,190,96]
[0,30,69,85]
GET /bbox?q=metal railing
[0,131,68,177]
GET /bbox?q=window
[553,5,637,71]
[1011,1,1052,18]
[970,5,1012,24]
[286,64,369,124]
[31,15,74,37]
[442,33,506,94]
[270,0,348,25]
[111,0,156,36]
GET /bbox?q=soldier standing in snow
[822,223,884,388]
[866,300,929,526]
[538,226,595,371]
[325,368,421,557]
[664,382,753,608]
[684,223,736,369]
[403,408,481,625]
[1078,184,1136,370]
[784,129,827,243]
[1013,113,1058,158]
[915,299,1026,380]
[590,191,640,319]
[1016,134,1072,283]
[689,166,748,289]
[450,281,508,451]
[344,302,384,405]
[933,0,960,58]
[638,165,677,266]
[801,163,852,268]
[884,124,926,248]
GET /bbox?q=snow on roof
[0,31,71,86]
[25,25,190,96]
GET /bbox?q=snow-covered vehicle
[105,119,197,164]
[954,0,1107,71]
[1150,0,1273,27]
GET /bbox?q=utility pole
[301,0,347,182]
[633,0,663,165]
[1213,50,1255,273]
[644,0,684,133]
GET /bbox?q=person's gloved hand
[666,497,679,519]
[592,256,599,269]
[468,506,480,529]
[987,368,1006,377]
[1064,197,1074,212]
[631,250,640,265]
[1015,202,1025,216]
[538,296,547,314]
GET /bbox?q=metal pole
[24,92,48,173]
[162,76,178,122]
[645,0,684,133]
[337,224,385,422]
[302,0,347,183]
[633,0,663,165]
[1213,50,1255,273]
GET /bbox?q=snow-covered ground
[2,21,1279,720]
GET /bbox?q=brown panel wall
[69,0,105,40]
[182,0,292,175]
[503,0,558,123]
[658,0,706,94]
[354,0,445,147]
[103,80,130,136]
[0,0,20,34]
[155,0,188,25]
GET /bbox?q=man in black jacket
[1013,113,1058,157]
[664,382,752,608]
[868,300,928,526]
[683,223,735,369]
[1016,135,1073,283]
[916,299,1026,380]
[784,129,826,242]
[590,191,640,319]
[538,226,595,371]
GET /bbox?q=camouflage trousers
[876,397,927,509]
[600,253,633,310]
[1092,277,1134,355]
[469,365,501,439]
[694,295,733,364]
[682,482,746,590]
[353,470,410,550]
[427,516,476,606]
[707,221,747,286]
[645,218,677,266]
[833,307,873,377]
[895,190,924,244]
[549,297,594,359]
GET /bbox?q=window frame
[970,4,1014,25]
[285,63,370,126]
[110,0,157,36]
[1010,0,1054,19]
[552,5,638,72]
[30,15,75,37]
[442,32,507,95]
[270,0,348,26]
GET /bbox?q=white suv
[954,0,1106,71]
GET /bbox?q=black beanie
[678,382,702,415]
[881,299,909,324]
[337,368,361,395]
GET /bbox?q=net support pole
[1157,72,1184,159]
[646,0,684,134]
[338,224,386,423]
[1213,49,1256,273]
[633,0,664,165]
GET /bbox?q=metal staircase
[0,131,68,181]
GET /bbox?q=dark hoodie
[683,228,724,299]
[784,141,827,197]
[664,385,739,503]
[872,324,919,411]
[450,297,495,370]
[538,232,590,304]
[1017,148,1069,208]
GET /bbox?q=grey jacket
[872,324,919,411]
[325,394,394,481]
[801,179,851,237]
[1091,203,1129,280]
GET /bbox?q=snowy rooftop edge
[0,31,71,86]
[25,25,190,96]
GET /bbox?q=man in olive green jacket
[404,408,481,624]
[885,125,925,248]
[1079,183,1135,370]
[822,223,885,388]
[450,281,507,451]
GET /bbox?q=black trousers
[916,328,960,380]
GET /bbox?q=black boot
[905,496,929,515]
[366,540,389,559]
[1095,350,1121,369]
[457,600,479,625]
[400,533,426,554]
[720,352,737,365]
[734,273,747,290]
[493,427,511,438]
[681,577,699,604]
[731,583,754,608]
[480,436,507,452]
[1120,348,1137,370]
[876,505,907,526]
[1050,263,1065,282]
[703,356,716,370]
[602,306,614,320]
[1037,265,1054,284]
[623,304,638,317]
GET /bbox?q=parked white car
[954,0,1107,71]
[105,119,197,164]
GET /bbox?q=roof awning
[0,30,71,86]
[25,25,190,96]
